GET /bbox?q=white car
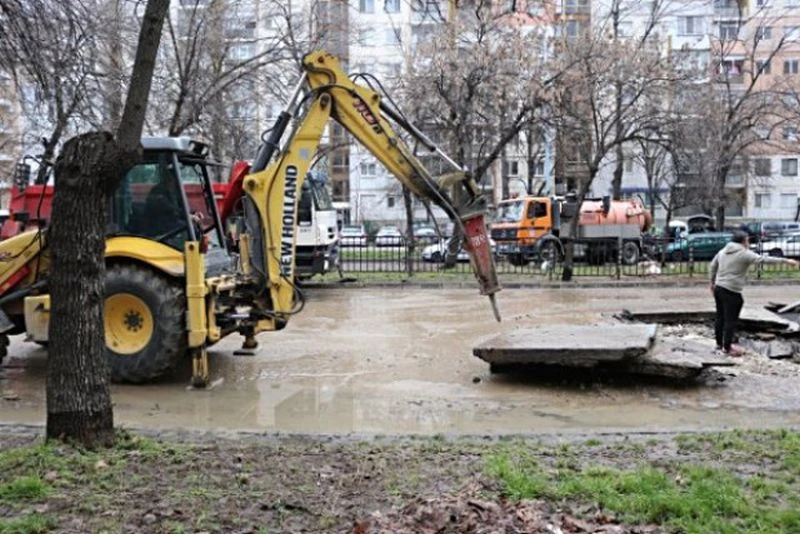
[751,233,800,258]
[422,237,497,263]
[375,225,404,246]
[339,225,367,247]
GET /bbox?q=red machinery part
[462,213,501,321]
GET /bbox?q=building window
[534,159,545,176]
[781,193,797,209]
[624,157,634,172]
[754,158,771,176]
[785,60,800,74]
[678,16,704,36]
[755,193,772,208]
[564,20,586,38]
[756,60,771,75]
[785,26,800,40]
[359,0,374,13]
[385,28,401,45]
[384,0,400,13]
[781,158,798,176]
[783,126,798,141]
[756,26,773,40]
[719,22,740,40]
[503,159,520,177]
[564,0,590,15]
[387,196,395,208]
[359,161,377,176]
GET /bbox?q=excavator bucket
[462,213,501,321]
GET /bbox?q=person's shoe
[724,345,744,357]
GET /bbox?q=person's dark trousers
[714,285,744,350]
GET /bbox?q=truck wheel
[622,242,640,265]
[508,253,529,267]
[104,264,186,384]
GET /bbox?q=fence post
[616,237,622,280]
[688,244,694,277]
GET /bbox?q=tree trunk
[46,132,120,448]
[611,143,624,201]
[402,187,414,277]
[45,0,170,449]
[561,178,592,281]
[715,169,727,231]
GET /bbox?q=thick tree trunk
[45,0,169,449]
[46,132,120,448]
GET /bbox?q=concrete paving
[473,324,657,366]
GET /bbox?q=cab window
[527,202,547,219]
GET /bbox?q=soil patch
[2,428,800,533]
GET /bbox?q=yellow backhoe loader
[0,51,500,387]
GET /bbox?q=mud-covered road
[3,285,800,435]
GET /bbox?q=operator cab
[107,137,232,276]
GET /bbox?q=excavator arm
[240,51,500,326]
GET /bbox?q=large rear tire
[104,264,186,384]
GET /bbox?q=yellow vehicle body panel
[23,295,50,342]
[105,237,185,277]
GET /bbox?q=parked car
[743,221,800,244]
[412,225,439,244]
[664,232,732,262]
[422,237,497,263]
[339,224,367,247]
[751,232,800,258]
[375,225,404,246]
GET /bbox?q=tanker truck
[491,193,653,266]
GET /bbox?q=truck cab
[491,196,554,266]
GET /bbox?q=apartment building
[0,70,22,209]
[591,0,800,223]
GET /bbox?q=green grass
[0,514,55,534]
[0,478,49,501]
[486,431,800,533]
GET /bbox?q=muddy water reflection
[3,287,800,434]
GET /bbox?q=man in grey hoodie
[710,230,798,356]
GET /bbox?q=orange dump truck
[491,195,653,266]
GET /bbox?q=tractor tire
[104,264,186,384]
[621,242,640,265]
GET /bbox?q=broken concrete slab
[739,307,800,333]
[619,306,800,335]
[473,324,658,367]
[739,338,796,359]
[620,338,735,379]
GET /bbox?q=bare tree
[549,6,679,280]
[0,0,111,183]
[46,0,170,448]
[398,1,551,186]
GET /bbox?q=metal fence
[334,235,800,280]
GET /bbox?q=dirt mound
[357,483,660,534]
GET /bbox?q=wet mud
[3,286,800,435]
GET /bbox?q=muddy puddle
[3,286,800,435]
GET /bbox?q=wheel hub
[105,293,155,355]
